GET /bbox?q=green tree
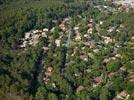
[35,87,47,100]
[48,92,58,100]
[99,88,110,100]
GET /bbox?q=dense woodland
[0,0,134,100]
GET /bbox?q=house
[20,41,27,48]
[84,41,95,48]
[89,19,93,23]
[116,29,120,32]
[115,43,121,48]
[43,78,50,84]
[25,32,31,39]
[105,80,113,87]
[77,15,82,18]
[83,42,90,46]
[104,5,110,9]
[107,27,115,33]
[99,21,103,25]
[87,22,94,34]
[33,30,40,34]
[50,27,55,33]
[52,20,57,23]
[88,23,93,28]
[52,83,56,88]
[88,53,94,59]
[92,76,102,88]
[43,28,49,32]
[42,32,47,38]
[103,58,111,64]
[127,74,134,84]
[63,17,71,22]
[87,28,93,34]
[131,37,134,41]
[93,49,99,53]
[120,24,124,28]
[75,31,81,41]
[120,66,126,71]
[44,66,53,84]
[86,69,91,73]
[129,79,134,84]
[87,21,94,34]
[28,34,40,46]
[74,73,81,77]
[80,54,88,61]
[115,54,122,58]
[59,23,66,31]
[102,36,113,44]
[55,39,61,47]
[113,47,118,54]
[115,91,130,100]
[47,66,53,72]
[81,47,85,50]
[111,57,116,60]
[108,72,117,78]
[65,60,75,66]
[29,39,38,46]
[84,34,89,38]
[45,71,52,77]
[32,34,40,43]
[84,36,92,43]
[42,47,49,53]
[130,60,134,64]
[74,26,79,31]
[103,57,116,64]
[128,74,134,84]
[71,47,78,56]
[76,85,85,92]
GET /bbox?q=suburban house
[115,91,130,100]
[92,76,102,88]
[43,66,53,84]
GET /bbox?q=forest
[0,0,134,100]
